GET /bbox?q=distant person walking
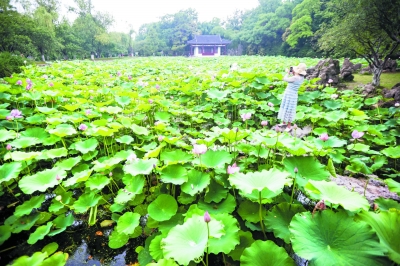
[277,63,307,131]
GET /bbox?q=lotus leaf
[160,149,193,165]
[160,165,188,185]
[289,210,386,266]
[181,169,210,196]
[28,222,53,244]
[11,252,47,266]
[0,225,12,245]
[240,240,295,266]
[72,192,102,213]
[123,158,158,175]
[115,212,141,235]
[48,124,77,137]
[385,179,400,195]
[381,146,400,159]
[148,194,178,222]
[74,138,98,154]
[19,168,67,194]
[108,230,130,249]
[85,174,110,190]
[208,213,240,254]
[0,161,23,184]
[14,194,45,217]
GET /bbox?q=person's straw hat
[293,63,307,75]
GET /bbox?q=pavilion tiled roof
[187,35,231,45]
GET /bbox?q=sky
[61,0,260,34]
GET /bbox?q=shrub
[0,52,26,78]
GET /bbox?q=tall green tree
[318,0,400,86]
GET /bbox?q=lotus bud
[148,99,153,104]
[56,175,61,180]
[109,172,113,177]
[6,144,12,150]
[204,211,211,223]
[55,195,62,201]
[261,120,268,126]
[294,167,298,173]
[158,136,164,141]
[16,80,22,85]
[268,102,274,107]
[78,124,88,131]
[319,133,329,141]
[395,102,399,107]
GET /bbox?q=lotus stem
[259,191,267,239]
[290,172,297,206]
[363,178,369,197]
[0,246,16,253]
[206,222,210,266]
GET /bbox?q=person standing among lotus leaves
[277,63,307,131]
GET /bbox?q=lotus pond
[0,56,400,266]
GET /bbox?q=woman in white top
[277,63,307,131]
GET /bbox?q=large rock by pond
[381,82,400,107]
[359,58,398,74]
[306,58,340,85]
[340,58,355,81]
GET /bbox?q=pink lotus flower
[328,79,333,83]
[42,75,48,79]
[155,84,160,89]
[275,125,282,132]
[319,133,329,141]
[6,116,12,120]
[331,94,338,99]
[117,71,121,77]
[26,83,32,91]
[192,144,207,155]
[294,167,298,173]
[240,113,252,121]
[78,124,88,131]
[395,102,399,107]
[351,130,364,139]
[268,102,274,107]
[6,144,12,150]
[261,120,268,126]
[148,99,153,104]
[26,78,31,83]
[16,80,22,85]
[204,211,211,223]
[10,109,23,118]
[128,75,132,80]
[293,124,298,129]
[48,82,54,87]
[109,172,113,177]
[56,175,61,181]
[85,109,91,115]
[158,136,164,141]
[227,163,240,174]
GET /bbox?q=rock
[362,83,376,97]
[381,82,400,107]
[306,58,340,85]
[353,63,362,71]
[383,58,397,72]
[340,58,355,81]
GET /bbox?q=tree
[318,0,400,86]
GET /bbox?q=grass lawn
[344,72,400,89]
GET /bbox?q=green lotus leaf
[358,209,400,263]
[238,199,266,223]
[108,230,129,249]
[198,150,233,168]
[36,106,58,114]
[85,175,110,190]
[49,191,73,213]
[241,240,295,266]
[181,169,210,196]
[160,149,193,165]
[48,124,77,137]
[42,148,68,159]
[123,158,158,176]
[290,210,386,266]
[162,215,208,265]
[0,129,16,142]
[283,156,330,187]
[381,146,400,159]
[115,177,145,204]
[323,100,342,110]
[227,231,254,261]
[0,225,12,245]
[374,198,400,211]
[207,88,229,100]
[63,169,92,187]
[92,156,123,171]
[53,214,74,229]
[370,155,387,172]
[11,251,47,266]
[19,168,67,194]
[116,135,134,144]
[40,252,68,266]
[208,213,240,254]
[26,114,46,125]
[0,161,23,184]
[122,174,146,193]
[14,194,45,217]
[385,179,400,195]
[148,194,178,222]
[144,143,166,159]
[72,192,102,213]
[160,164,188,185]
[115,212,141,235]
[62,104,80,111]
[305,180,370,212]
[348,143,371,153]
[148,259,178,266]
[91,126,117,137]
[74,138,98,154]
[115,96,131,107]
[7,213,40,233]
[229,168,291,197]
[131,124,149,135]
[198,193,236,214]
[204,179,228,203]
[100,106,122,114]
[345,157,372,175]
[155,111,171,122]
[55,156,82,171]
[264,202,306,244]
[6,151,42,161]
[41,242,58,256]
[9,136,41,148]
[28,222,53,244]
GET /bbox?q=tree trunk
[41,54,45,62]
[371,66,382,86]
